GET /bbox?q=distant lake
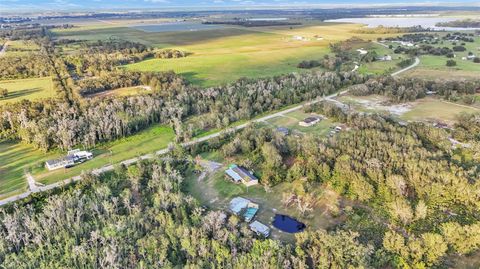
[132,22,225,33]
[325,17,480,31]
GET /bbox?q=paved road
[373,41,389,48]
[391,57,420,77]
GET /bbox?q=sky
[1,0,479,12]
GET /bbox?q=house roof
[276,127,289,135]
[225,164,258,182]
[45,156,75,167]
[249,221,270,237]
[229,197,251,214]
[302,117,320,124]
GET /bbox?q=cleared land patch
[338,95,479,123]
[0,77,55,105]
[266,110,335,136]
[184,166,344,242]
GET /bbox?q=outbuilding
[249,221,271,237]
[299,117,320,127]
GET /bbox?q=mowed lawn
[0,141,57,198]
[266,110,336,136]
[0,125,174,199]
[0,77,55,105]
[32,125,175,185]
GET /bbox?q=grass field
[52,20,398,86]
[0,125,174,199]
[337,95,479,123]
[3,40,39,57]
[401,98,479,122]
[0,77,55,105]
[0,141,57,198]
[266,110,336,136]
[400,35,480,79]
[31,125,175,185]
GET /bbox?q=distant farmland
[0,77,55,105]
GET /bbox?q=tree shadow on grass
[181,72,208,87]
[1,88,42,101]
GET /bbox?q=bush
[446,60,457,67]
[474,57,480,63]
[0,88,8,98]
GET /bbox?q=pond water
[132,22,225,33]
[325,17,480,31]
[272,214,306,233]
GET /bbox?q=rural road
[391,57,420,76]
[0,90,348,207]
[0,41,9,56]
[0,57,419,207]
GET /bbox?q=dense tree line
[0,54,52,79]
[200,105,480,268]
[0,157,373,268]
[348,76,480,102]
[436,19,480,28]
[0,71,367,150]
[155,49,189,59]
[75,70,183,96]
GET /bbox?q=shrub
[446,60,457,67]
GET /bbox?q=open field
[86,85,152,98]
[2,40,39,57]
[31,125,175,185]
[0,77,55,105]
[337,95,479,123]
[53,21,401,86]
[0,141,56,199]
[401,98,479,122]
[266,110,336,136]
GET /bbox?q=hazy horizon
[1,0,480,13]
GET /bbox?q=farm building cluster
[45,149,93,171]
[229,197,270,237]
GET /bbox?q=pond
[325,16,480,31]
[131,22,225,33]
[272,214,306,233]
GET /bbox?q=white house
[45,149,93,171]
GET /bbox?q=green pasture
[1,125,174,198]
[0,141,56,198]
[400,98,479,122]
[0,77,55,105]
[32,125,175,185]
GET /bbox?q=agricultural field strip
[0,52,419,207]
